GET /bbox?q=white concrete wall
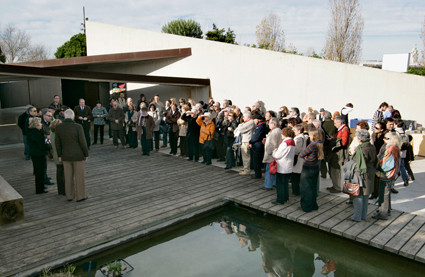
[86,21,425,125]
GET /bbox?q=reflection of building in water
[218,215,347,277]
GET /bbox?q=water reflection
[77,205,424,277]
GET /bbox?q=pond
[74,203,425,276]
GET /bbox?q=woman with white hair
[262,118,282,190]
[27,117,50,194]
[373,131,401,220]
[350,129,377,221]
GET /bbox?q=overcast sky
[1,0,424,61]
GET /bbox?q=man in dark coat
[55,109,89,202]
[249,114,268,179]
[18,105,33,160]
[108,100,126,148]
[73,98,93,148]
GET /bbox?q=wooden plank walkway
[1,142,425,276]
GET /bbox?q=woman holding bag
[262,118,282,190]
[350,129,377,221]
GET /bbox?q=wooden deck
[1,142,425,276]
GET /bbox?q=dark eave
[0,63,209,87]
[13,48,192,68]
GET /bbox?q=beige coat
[177,115,188,137]
[125,110,138,133]
[263,128,282,163]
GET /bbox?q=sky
[1,0,424,61]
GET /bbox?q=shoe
[251,176,261,179]
[404,180,409,187]
[410,176,415,181]
[369,194,377,200]
[205,162,211,165]
[224,166,231,169]
[326,187,333,191]
[76,197,88,202]
[329,188,341,193]
[391,188,399,194]
[187,158,193,161]
[67,199,73,201]
[321,175,327,178]
[44,180,55,185]
[218,159,225,162]
[201,160,206,164]
[36,190,48,194]
[272,201,283,205]
[239,171,250,175]
[161,145,167,148]
[346,200,353,205]
[261,187,272,191]
[372,213,388,220]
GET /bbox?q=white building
[86,21,425,126]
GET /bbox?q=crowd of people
[18,93,415,222]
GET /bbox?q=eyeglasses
[383,137,390,140]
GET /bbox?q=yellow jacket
[196,115,215,144]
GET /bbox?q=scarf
[354,141,368,175]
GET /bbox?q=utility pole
[81,6,88,35]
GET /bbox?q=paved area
[0,141,425,276]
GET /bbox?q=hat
[320,108,325,112]
[253,114,263,120]
[203,112,211,118]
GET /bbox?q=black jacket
[182,113,200,138]
[249,122,268,151]
[27,128,49,156]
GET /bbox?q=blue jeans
[400,158,408,181]
[352,193,369,221]
[264,163,276,189]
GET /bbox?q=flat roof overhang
[0,63,210,87]
[15,48,192,69]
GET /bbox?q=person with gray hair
[55,109,89,202]
[327,116,350,193]
[349,129,377,221]
[235,111,256,175]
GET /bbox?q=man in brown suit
[74,98,93,148]
[55,109,89,202]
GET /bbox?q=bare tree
[255,13,285,52]
[323,0,364,64]
[26,44,50,62]
[0,24,49,63]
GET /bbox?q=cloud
[0,0,424,60]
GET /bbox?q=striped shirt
[300,142,319,166]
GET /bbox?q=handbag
[269,159,277,175]
[343,171,361,197]
[342,181,360,196]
